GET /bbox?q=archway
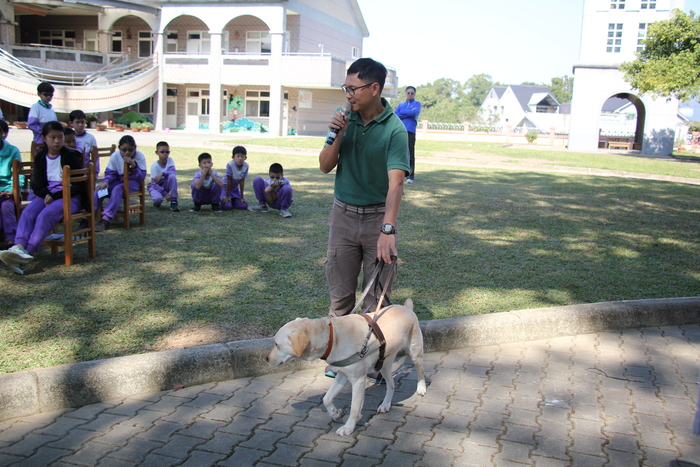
[599,93,646,150]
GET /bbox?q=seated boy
[70,110,99,176]
[148,141,179,211]
[248,162,293,218]
[190,152,223,212]
[221,145,249,211]
[0,120,22,247]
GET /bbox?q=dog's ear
[289,330,310,357]
[404,298,414,310]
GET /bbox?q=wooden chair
[12,159,33,218]
[92,144,116,181]
[29,141,45,162]
[111,161,146,229]
[12,160,97,266]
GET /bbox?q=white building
[568,0,684,154]
[479,85,568,133]
[0,0,397,136]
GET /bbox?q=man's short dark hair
[37,82,54,94]
[347,58,387,92]
[233,145,247,156]
[198,152,212,163]
[406,86,416,92]
[269,162,283,175]
[69,110,86,122]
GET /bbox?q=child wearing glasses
[28,82,58,146]
[248,162,293,218]
[221,145,249,211]
[148,141,180,212]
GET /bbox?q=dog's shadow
[291,360,432,430]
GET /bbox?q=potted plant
[86,114,99,129]
[141,122,154,132]
[95,123,107,131]
[13,121,27,129]
[131,122,141,132]
[115,124,126,132]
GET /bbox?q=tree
[464,73,495,107]
[550,75,574,103]
[620,9,700,102]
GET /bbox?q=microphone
[325,103,351,146]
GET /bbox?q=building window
[83,30,98,51]
[245,90,270,117]
[166,32,178,53]
[38,30,76,48]
[112,31,122,53]
[637,23,652,51]
[610,0,625,9]
[606,23,623,53]
[138,31,153,58]
[246,31,271,54]
[138,97,153,114]
[641,2,656,9]
[186,89,210,115]
[351,46,360,59]
[187,32,210,54]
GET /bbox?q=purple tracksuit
[16,148,85,255]
[191,170,222,206]
[148,158,178,207]
[252,176,293,210]
[96,149,147,221]
[0,197,17,242]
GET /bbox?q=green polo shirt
[334,98,410,206]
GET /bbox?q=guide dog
[266,299,427,435]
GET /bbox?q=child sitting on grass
[0,121,86,275]
[190,152,223,212]
[0,120,22,248]
[221,145,249,211]
[248,162,293,218]
[148,141,179,212]
[95,135,147,232]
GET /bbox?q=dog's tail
[403,298,414,311]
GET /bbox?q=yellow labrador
[267,299,427,435]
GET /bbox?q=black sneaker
[170,201,180,212]
[77,218,88,231]
[189,204,201,213]
[212,204,223,213]
[95,219,110,232]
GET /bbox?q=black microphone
[325,103,351,145]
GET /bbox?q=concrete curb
[1,297,699,422]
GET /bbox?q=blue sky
[356,0,700,88]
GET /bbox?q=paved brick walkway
[0,324,698,466]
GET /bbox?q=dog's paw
[377,402,392,414]
[328,407,344,421]
[336,424,356,436]
[417,381,427,396]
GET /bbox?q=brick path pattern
[0,324,698,466]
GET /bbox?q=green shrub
[525,131,538,144]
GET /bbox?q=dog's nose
[265,355,269,362]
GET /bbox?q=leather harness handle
[362,313,387,371]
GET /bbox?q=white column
[209,32,223,134]
[268,32,284,137]
[154,32,165,131]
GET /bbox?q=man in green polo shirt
[319,58,410,319]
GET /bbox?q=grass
[1,142,699,373]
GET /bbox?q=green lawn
[1,142,699,373]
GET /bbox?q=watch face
[382,224,394,234]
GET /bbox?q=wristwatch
[380,223,396,235]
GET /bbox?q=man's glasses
[41,93,54,97]
[341,83,374,96]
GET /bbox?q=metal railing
[0,47,157,86]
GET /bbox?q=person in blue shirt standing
[394,86,421,183]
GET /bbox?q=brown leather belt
[334,198,385,215]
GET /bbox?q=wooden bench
[608,142,632,150]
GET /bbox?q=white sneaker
[4,245,33,264]
[280,209,292,218]
[0,250,27,274]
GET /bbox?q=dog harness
[322,313,389,371]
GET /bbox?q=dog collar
[321,321,333,360]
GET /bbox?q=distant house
[478,85,568,133]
